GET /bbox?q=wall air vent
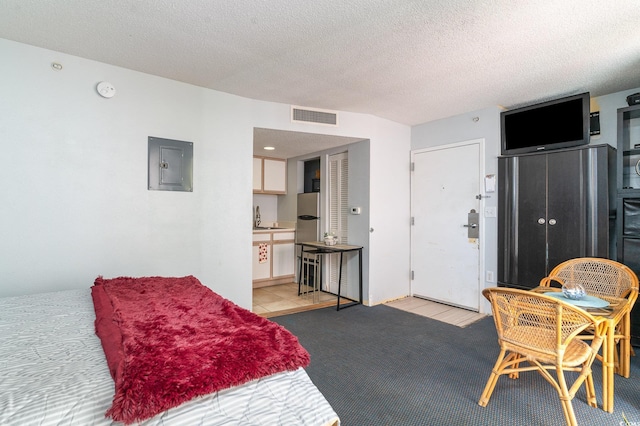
[291,106,338,126]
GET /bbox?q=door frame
[410,138,487,312]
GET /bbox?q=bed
[0,276,339,425]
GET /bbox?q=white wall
[367,122,413,303]
[0,38,255,305]
[0,38,411,309]
[253,194,278,226]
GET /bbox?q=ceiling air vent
[291,106,338,126]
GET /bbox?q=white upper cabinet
[253,157,286,194]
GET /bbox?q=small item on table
[562,282,586,300]
[324,233,337,246]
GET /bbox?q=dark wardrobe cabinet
[498,144,615,289]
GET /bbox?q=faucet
[254,206,261,228]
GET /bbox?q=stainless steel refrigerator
[296,193,320,243]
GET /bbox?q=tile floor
[253,282,340,318]
[253,282,487,327]
[384,295,487,327]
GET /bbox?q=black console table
[297,242,363,310]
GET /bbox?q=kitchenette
[252,150,363,313]
[252,155,293,288]
[252,156,322,289]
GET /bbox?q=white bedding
[0,289,339,425]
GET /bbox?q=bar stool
[298,249,322,303]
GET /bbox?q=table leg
[313,253,320,304]
[602,318,615,413]
[336,252,344,311]
[297,247,304,296]
[620,311,631,378]
[358,248,362,304]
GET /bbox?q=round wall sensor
[96,81,116,98]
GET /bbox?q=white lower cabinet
[252,243,271,281]
[272,242,295,278]
[252,230,295,286]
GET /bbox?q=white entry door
[410,140,481,311]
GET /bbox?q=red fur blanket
[91,276,310,424]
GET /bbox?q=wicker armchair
[539,257,639,377]
[479,288,607,426]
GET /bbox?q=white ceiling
[2,1,640,158]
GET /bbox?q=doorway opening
[252,129,368,316]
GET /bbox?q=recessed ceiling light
[263,146,275,150]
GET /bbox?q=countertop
[252,227,295,233]
[253,220,295,233]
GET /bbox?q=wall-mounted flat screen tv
[500,92,590,155]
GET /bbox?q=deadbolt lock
[464,209,479,238]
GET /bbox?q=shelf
[618,105,640,192]
[622,156,640,169]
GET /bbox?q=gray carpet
[273,304,640,426]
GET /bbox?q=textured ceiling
[2,1,640,157]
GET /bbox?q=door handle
[537,218,556,225]
[463,223,477,228]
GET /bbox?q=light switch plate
[484,207,497,218]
